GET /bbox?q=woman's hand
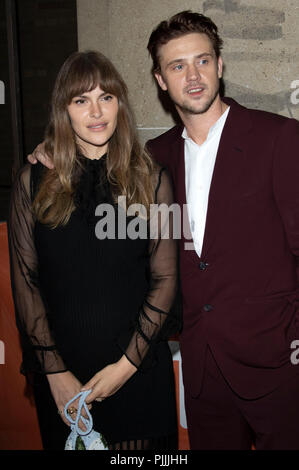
[27,142,54,169]
[47,370,91,429]
[82,355,137,404]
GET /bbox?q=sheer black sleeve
[8,164,67,375]
[120,167,180,371]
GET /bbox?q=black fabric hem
[108,431,178,450]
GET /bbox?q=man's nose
[186,63,201,81]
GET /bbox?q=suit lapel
[171,131,186,206]
[200,99,253,259]
[167,127,195,254]
[172,99,253,262]
[169,99,253,262]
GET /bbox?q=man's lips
[186,86,205,96]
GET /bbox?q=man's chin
[184,97,216,115]
[176,89,220,116]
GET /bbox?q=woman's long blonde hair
[33,51,155,227]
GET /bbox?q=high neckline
[74,152,112,223]
[79,152,107,162]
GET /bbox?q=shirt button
[199,261,208,271]
[203,304,213,312]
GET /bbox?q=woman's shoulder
[13,162,45,200]
[16,162,31,181]
[12,163,31,195]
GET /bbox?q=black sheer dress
[8,155,179,450]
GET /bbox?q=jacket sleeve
[272,118,299,280]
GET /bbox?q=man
[145,11,299,450]
[29,10,299,450]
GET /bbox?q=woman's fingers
[81,375,101,403]
[81,375,98,392]
[82,366,121,403]
[58,408,72,427]
[57,398,93,431]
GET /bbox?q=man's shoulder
[226,96,298,131]
[248,108,299,144]
[249,106,292,126]
[145,125,183,168]
[146,125,183,151]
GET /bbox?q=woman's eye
[74,99,86,105]
[103,94,113,101]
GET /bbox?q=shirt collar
[182,106,230,143]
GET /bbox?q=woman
[9,51,179,450]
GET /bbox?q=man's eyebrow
[166,52,213,68]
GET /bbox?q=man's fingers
[27,150,54,168]
[28,141,54,169]
[37,152,54,169]
[27,154,37,164]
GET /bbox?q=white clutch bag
[64,389,109,450]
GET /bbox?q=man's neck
[178,96,228,146]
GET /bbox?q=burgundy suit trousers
[185,347,299,450]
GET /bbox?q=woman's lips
[87,123,107,131]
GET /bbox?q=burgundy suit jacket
[146,97,299,399]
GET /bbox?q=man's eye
[74,99,86,104]
[199,59,208,65]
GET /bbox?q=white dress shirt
[183,107,230,257]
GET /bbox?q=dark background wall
[0,0,13,222]
[0,0,78,222]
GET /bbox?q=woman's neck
[78,141,108,160]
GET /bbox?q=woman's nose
[89,102,102,118]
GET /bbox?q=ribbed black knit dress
[9,155,179,450]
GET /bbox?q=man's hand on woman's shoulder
[27,142,54,169]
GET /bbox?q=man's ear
[154,71,168,91]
